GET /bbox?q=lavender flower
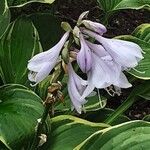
[82,29,143,69]
[28,31,69,86]
[81,42,132,99]
[81,20,107,35]
[67,63,88,113]
[27,11,144,114]
[77,33,92,73]
[74,13,143,99]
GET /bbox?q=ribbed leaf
[132,24,150,44]
[41,115,109,150]
[54,94,107,115]
[76,120,150,150]
[143,115,150,122]
[0,16,42,84]
[80,108,130,126]
[97,0,150,13]
[0,0,10,38]
[0,84,44,149]
[29,13,63,51]
[8,0,55,7]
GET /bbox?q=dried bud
[38,134,47,147]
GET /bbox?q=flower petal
[28,31,69,72]
[68,63,87,96]
[68,63,88,113]
[88,53,112,88]
[82,20,107,35]
[77,33,92,73]
[80,84,95,100]
[88,49,124,89]
[35,62,54,84]
[28,63,53,86]
[28,31,69,84]
[114,72,132,88]
[99,37,144,68]
[86,41,110,58]
[82,29,143,68]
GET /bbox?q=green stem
[102,12,111,26]
[104,95,138,125]
[29,103,51,150]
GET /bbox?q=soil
[55,0,150,34]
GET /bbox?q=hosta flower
[77,33,92,73]
[28,31,69,86]
[81,42,132,99]
[82,29,143,69]
[76,20,143,99]
[81,20,107,35]
[67,63,89,113]
[27,10,144,114]
[77,11,107,35]
[87,42,132,87]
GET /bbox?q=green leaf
[80,108,130,126]
[29,13,63,51]
[143,115,150,122]
[132,23,150,43]
[76,120,150,150]
[36,75,52,100]
[0,16,42,84]
[0,0,10,38]
[54,94,107,115]
[0,84,44,149]
[85,95,107,111]
[117,24,150,79]
[97,0,150,13]
[41,115,109,150]
[8,0,55,7]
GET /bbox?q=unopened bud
[61,22,72,32]
[62,41,69,64]
[77,11,89,26]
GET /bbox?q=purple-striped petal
[77,33,92,73]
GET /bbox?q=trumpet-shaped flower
[77,33,92,73]
[67,63,90,113]
[28,31,69,86]
[80,42,132,99]
[27,11,144,114]
[82,29,143,69]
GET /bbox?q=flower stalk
[29,71,63,149]
[29,99,52,150]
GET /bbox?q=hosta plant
[0,0,150,149]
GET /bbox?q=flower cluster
[27,11,143,114]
